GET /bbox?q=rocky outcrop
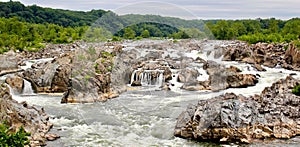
[175,76,300,143]
[0,52,23,76]
[20,54,72,93]
[205,61,258,91]
[5,75,24,93]
[0,83,55,146]
[0,54,18,70]
[223,42,287,69]
[61,45,124,103]
[17,42,79,61]
[284,42,300,70]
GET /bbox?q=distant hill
[0,1,107,27]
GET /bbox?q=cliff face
[175,76,300,144]
[0,83,53,146]
[284,42,300,69]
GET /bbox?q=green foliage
[0,1,106,27]
[116,22,191,39]
[292,84,300,96]
[123,27,136,39]
[101,51,114,58]
[207,18,300,44]
[141,30,150,38]
[0,122,30,147]
[111,36,122,42]
[83,27,112,42]
[293,40,300,49]
[0,17,86,53]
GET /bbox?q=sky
[2,0,300,20]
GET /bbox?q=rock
[162,84,171,91]
[62,45,130,103]
[227,66,242,73]
[0,54,19,71]
[181,81,210,91]
[285,42,300,69]
[131,81,142,86]
[175,76,300,144]
[195,57,206,63]
[5,76,24,93]
[178,68,199,83]
[45,133,60,141]
[205,61,258,91]
[51,64,72,92]
[227,74,258,88]
[0,83,52,146]
[253,63,266,71]
[20,54,72,93]
[222,42,289,70]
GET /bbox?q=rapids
[7,40,300,146]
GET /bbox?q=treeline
[1,1,300,54]
[0,17,85,53]
[115,22,190,39]
[0,1,106,27]
[206,18,300,44]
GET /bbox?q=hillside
[0,1,106,27]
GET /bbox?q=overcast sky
[3,0,300,20]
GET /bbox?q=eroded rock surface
[20,53,72,93]
[0,83,54,146]
[175,76,300,143]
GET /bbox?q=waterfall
[22,80,36,96]
[130,69,164,87]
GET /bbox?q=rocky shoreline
[0,83,58,146]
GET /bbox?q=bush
[293,40,300,49]
[0,122,30,146]
[292,84,300,96]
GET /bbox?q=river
[8,40,300,146]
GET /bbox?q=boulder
[5,76,24,93]
[227,74,258,88]
[253,63,266,72]
[178,68,199,83]
[20,54,72,93]
[175,76,300,143]
[181,81,210,91]
[0,55,18,71]
[205,61,258,91]
[131,81,142,86]
[285,42,300,69]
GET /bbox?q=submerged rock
[175,76,300,143]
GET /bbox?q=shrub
[293,40,300,49]
[292,84,300,96]
[0,122,30,146]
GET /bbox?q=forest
[0,1,300,53]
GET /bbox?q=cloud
[14,0,300,20]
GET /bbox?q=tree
[123,27,136,39]
[141,29,150,38]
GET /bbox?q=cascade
[130,69,164,87]
[22,80,36,96]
